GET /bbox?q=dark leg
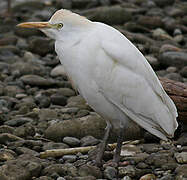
[95,122,111,166]
[113,128,124,164]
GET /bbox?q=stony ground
[0,0,187,179]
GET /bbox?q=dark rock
[42,164,69,177]
[45,115,106,141]
[11,61,46,76]
[0,133,23,144]
[72,0,97,9]
[0,45,20,56]
[4,85,24,97]
[57,88,75,97]
[159,52,187,68]
[62,155,77,163]
[35,94,51,108]
[175,152,187,164]
[63,137,80,147]
[152,0,174,7]
[16,147,39,156]
[118,165,136,178]
[0,125,14,134]
[164,73,183,82]
[38,108,58,121]
[175,164,187,177]
[0,36,18,46]
[78,164,102,178]
[180,66,187,78]
[20,75,55,87]
[104,166,117,179]
[28,37,54,56]
[51,93,67,106]
[84,6,132,25]
[0,149,15,161]
[4,117,32,127]
[67,95,91,110]
[137,16,164,29]
[43,142,69,151]
[13,123,35,138]
[80,136,100,147]
[0,163,31,180]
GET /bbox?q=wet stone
[43,142,69,151]
[175,152,187,164]
[63,137,80,147]
[80,136,100,147]
[62,155,77,163]
[104,166,117,179]
[118,165,136,178]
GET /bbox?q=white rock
[50,65,67,77]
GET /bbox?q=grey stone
[180,66,187,78]
[139,174,156,180]
[28,37,54,56]
[50,65,67,77]
[175,152,187,164]
[43,142,69,151]
[152,0,174,7]
[118,165,136,178]
[145,55,160,69]
[13,123,35,138]
[63,137,80,147]
[11,61,46,76]
[62,155,77,163]
[0,133,23,144]
[20,75,55,87]
[51,93,67,106]
[175,164,187,177]
[80,136,100,147]
[38,108,58,121]
[104,166,117,179]
[164,73,183,82]
[138,16,164,29]
[84,5,132,25]
[16,147,39,156]
[0,125,14,134]
[78,164,102,178]
[45,115,106,141]
[4,117,32,127]
[159,52,187,68]
[57,88,75,97]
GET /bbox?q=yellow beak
[17,22,51,29]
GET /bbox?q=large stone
[11,61,46,76]
[0,154,42,180]
[78,164,102,178]
[20,75,55,87]
[28,37,54,56]
[83,6,132,25]
[45,115,106,141]
[159,52,187,68]
[50,65,67,77]
[175,152,187,164]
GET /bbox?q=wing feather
[95,23,178,139]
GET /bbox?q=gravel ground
[0,0,187,179]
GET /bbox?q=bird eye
[57,23,63,29]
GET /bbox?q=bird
[17,9,178,166]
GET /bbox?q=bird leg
[95,122,111,166]
[113,128,124,164]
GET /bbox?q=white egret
[17,9,178,166]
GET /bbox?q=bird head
[17,9,91,40]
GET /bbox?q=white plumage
[17,9,178,164]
